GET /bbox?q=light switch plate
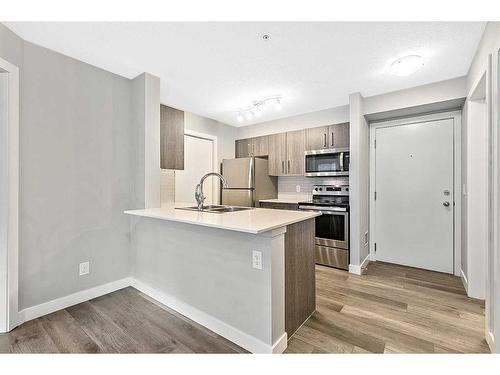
[252,250,262,270]
[79,261,90,276]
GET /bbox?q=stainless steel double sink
[176,205,254,214]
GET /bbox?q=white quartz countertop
[124,203,320,234]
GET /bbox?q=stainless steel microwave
[304,147,350,177]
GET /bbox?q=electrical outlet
[252,250,262,270]
[79,261,90,276]
[295,185,301,193]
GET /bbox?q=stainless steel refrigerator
[221,157,278,207]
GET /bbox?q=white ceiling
[4,22,485,127]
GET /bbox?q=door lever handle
[443,201,450,207]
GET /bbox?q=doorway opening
[369,111,462,275]
[0,57,19,333]
[159,129,218,207]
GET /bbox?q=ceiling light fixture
[274,98,282,110]
[236,96,282,123]
[389,55,425,76]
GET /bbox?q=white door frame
[486,49,500,353]
[0,56,19,332]
[183,129,219,204]
[464,71,488,300]
[369,111,462,276]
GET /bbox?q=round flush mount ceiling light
[389,55,424,76]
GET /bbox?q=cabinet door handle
[331,132,334,147]
[324,133,327,148]
[288,160,290,173]
[282,161,285,174]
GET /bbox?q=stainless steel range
[298,185,350,270]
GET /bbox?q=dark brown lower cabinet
[284,218,316,338]
[259,201,299,210]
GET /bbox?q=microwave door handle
[339,152,344,171]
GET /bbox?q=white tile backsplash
[160,169,175,207]
[277,175,349,200]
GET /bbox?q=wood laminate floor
[0,261,490,354]
[285,262,490,354]
[0,287,246,353]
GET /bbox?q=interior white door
[375,119,454,273]
[175,135,214,204]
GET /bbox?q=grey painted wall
[0,25,147,310]
[130,217,280,349]
[0,24,23,68]
[18,42,139,309]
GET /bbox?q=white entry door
[175,135,215,204]
[374,119,454,273]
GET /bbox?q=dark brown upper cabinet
[160,104,184,170]
[235,136,269,158]
[305,123,350,150]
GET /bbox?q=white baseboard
[460,268,468,294]
[272,332,288,353]
[349,254,371,275]
[486,330,495,353]
[20,277,132,323]
[129,278,280,354]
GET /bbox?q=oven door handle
[299,205,347,213]
[339,152,344,171]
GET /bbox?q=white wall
[467,22,500,92]
[364,76,466,116]
[349,93,370,269]
[465,21,500,352]
[465,99,488,299]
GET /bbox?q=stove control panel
[312,185,349,196]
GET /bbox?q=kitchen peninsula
[124,204,319,353]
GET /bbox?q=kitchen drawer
[315,245,349,270]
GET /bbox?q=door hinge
[374,139,376,149]
[374,243,377,252]
[374,191,377,200]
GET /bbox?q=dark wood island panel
[284,218,316,338]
